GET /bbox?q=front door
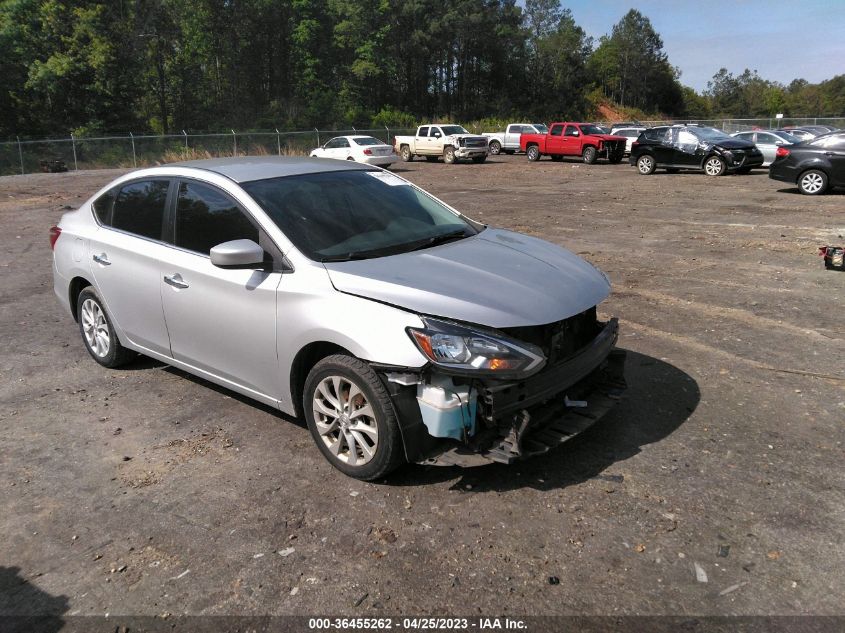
[159,179,283,401]
[559,124,579,155]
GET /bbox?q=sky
[559,0,845,92]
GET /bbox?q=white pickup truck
[393,125,489,164]
[482,123,549,155]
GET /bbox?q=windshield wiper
[320,252,372,262]
[406,229,470,252]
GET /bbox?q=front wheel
[400,145,413,162]
[704,155,726,176]
[582,146,597,164]
[488,141,501,155]
[443,146,456,164]
[798,169,828,195]
[526,145,540,162]
[304,355,405,480]
[636,154,656,175]
[77,287,135,368]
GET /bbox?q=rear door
[88,179,173,356]
[158,179,284,400]
[672,128,702,167]
[415,126,429,154]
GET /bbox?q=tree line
[1,0,843,139]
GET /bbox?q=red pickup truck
[520,122,627,164]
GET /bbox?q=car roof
[170,156,372,183]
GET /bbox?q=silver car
[51,157,625,480]
[731,130,801,166]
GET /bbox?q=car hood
[323,228,611,329]
[715,138,757,150]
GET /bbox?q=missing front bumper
[421,343,627,468]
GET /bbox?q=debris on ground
[694,563,708,583]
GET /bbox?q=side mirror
[210,239,265,269]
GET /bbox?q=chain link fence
[2,119,843,176]
[0,127,416,176]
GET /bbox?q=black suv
[630,125,764,176]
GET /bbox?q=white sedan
[310,135,397,166]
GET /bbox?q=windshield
[440,125,469,136]
[692,127,732,141]
[579,124,606,135]
[352,137,384,146]
[532,124,548,134]
[242,170,478,262]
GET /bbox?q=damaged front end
[377,307,627,467]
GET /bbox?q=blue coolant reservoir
[416,378,477,440]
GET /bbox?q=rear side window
[92,189,116,225]
[643,128,666,141]
[111,180,169,240]
[418,127,429,137]
[175,181,258,255]
[550,125,563,136]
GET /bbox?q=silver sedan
[51,157,624,479]
[731,130,801,166]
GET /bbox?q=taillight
[776,146,790,158]
[49,225,62,250]
[363,149,373,155]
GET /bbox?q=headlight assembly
[407,317,546,378]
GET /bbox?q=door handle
[163,273,189,289]
[92,253,111,266]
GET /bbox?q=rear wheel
[77,287,135,368]
[636,154,656,175]
[400,145,413,162]
[488,140,501,155]
[304,354,405,480]
[443,146,456,164]
[704,155,726,176]
[798,169,828,195]
[526,145,540,162]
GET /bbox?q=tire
[76,287,135,368]
[582,146,597,164]
[798,169,828,195]
[471,155,487,163]
[400,145,413,162]
[550,155,563,162]
[304,354,405,480]
[424,156,439,162]
[703,155,726,176]
[636,154,656,175]
[526,145,540,162]
[443,146,456,164]
[488,140,501,155]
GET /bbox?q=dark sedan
[630,124,764,176]
[769,132,845,194]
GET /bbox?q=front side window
[111,180,169,240]
[175,181,258,255]
[324,138,344,149]
[242,170,479,262]
[563,125,578,137]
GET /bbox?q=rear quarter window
[92,189,116,225]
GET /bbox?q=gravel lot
[1,155,844,620]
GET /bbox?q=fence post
[182,129,188,151]
[129,132,137,167]
[232,129,237,156]
[275,128,281,156]
[315,128,320,146]
[385,126,390,144]
[17,136,24,175]
[70,133,78,171]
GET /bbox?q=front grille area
[502,307,600,365]
[462,137,488,149]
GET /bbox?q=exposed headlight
[407,317,546,378]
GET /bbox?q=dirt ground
[1,155,844,621]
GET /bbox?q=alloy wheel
[637,156,654,174]
[81,298,110,358]
[312,375,379,466]
[800,172,825,194]
[704,157,725,176]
